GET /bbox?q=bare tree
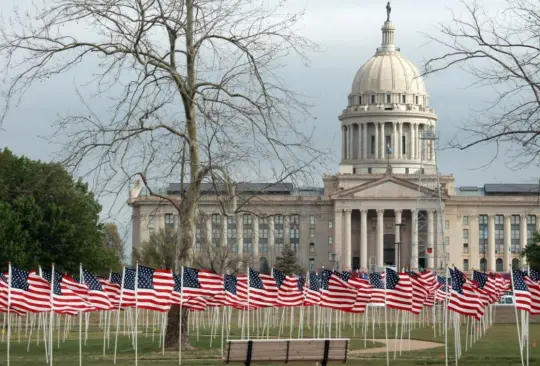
[422,0,540,169]
[0,0,326,349]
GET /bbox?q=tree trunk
[164,305,192,350]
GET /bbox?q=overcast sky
[0,0,534,253]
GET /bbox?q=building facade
[129,18,540,273]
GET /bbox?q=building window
[227,228,236,239]
[195,242,202,253]
[371,136,375,155]
[276,229,284,238]
[165,213,175,228]
[415,96,419,104]
[243,228,253,238]
[527,215,536,225]
[371,94,375,104]
[402,95,406,103]
[463,216,469,225]
[527,215,536,245]
[148,215,155,227]
[328,220,333,228]
[227,216,236,225]
[511,215,520,225]
[260,228,269,239]
[463,259,469,271]
[328,252,335,261]
[244,242,253,253]
[310,215,316,226]
[328,236,333,245]
[309,258,315,270]
[463,229,469,240]
[275,215,283,225]
[260,217,267,225]
[212,228,220,239]
[511,215,520,253]
[402,136,406,154]
[309,243,315,253]
[290,229,299,239]
[405,168,409,174]
[495,215,503,225]
[463,243,469,254]
[385,135,391,150]
[291,243,299,252]
[496,258,503,272]
[445,220,449,230]
[512,258,520,269]
[359,96,362,104]
[480,258,487,272]
[291,215,300,225]
[479,215,488,254]
[309,228,315,238]
[243,214,252,225]
[368,168,372,174]
[444,236,449,245]
[275,242,283,253]
[212,214,220,224]
[386,94,391,103]
[259,243,268,253]
[196,228,201,239]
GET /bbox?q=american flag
[136,265,174,312]
[408,271,428,314]
[42,268,91,313]
[275,270,304,307]
[346,276,373,314]
[435,275,451,302]
[419,271,439,307]
[0,272,8,311]
[61,274,88,300]
[472,271,498,304]
[303,272,321,306]
[182,267,223,297]
[525,269,540,314]
[512,269,531,313]
[448,268,484,320]
[385,268,413,312]
[119,268,137,307]
[170,273,184,305]
[97,275,121,307]
[184,297,208,311]
[368,272,386,303]
[245,267,278,307]
[82,269,112,310]
[223,274,242,307]
[319,269,356,310]
[8,268,51,313]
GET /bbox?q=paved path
[350,338,443,355]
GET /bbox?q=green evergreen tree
[275,243,303,275]
[522,231,540,271]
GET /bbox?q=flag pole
[113,266,126,364]
[7,262,12,366]
[134,263,139,366]
[510,266,524,366]
[179,266,184,365]
[247,266,250,340]
[49,264,55,366]
[79,263,83,366]
[383,267,389,366]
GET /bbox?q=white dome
[351,53,425,95]
[350,21,426,96]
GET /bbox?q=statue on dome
[386,1,391,22]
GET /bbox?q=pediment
[334,176,439,200]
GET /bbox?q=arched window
[480,258,487,272]
[463,259,469,271]
[496,258,503,272]
[371,94,376,104]
[512,258,520,270]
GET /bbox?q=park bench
[223,338,349,365]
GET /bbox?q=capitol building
[129,17,540,274]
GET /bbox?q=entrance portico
[330,174,445,271]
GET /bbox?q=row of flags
[0,263,518,320]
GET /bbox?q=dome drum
[347,92,428,109]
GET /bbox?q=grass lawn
[0,318,538,365]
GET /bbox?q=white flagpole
[48,264,55,366]
[7,262,12,366]
[134,263,139,366]
[113,267,126,364]
[383,267,389,366]
[79,264,83,366]
[179,266,184,365]
[510,266,525,366]
[247,267,250,340]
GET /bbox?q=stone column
[221,214,227,246]
[394,209,402,270]
[415,124,420,160]
[341,126,346,160]
[253,215,259,258]
[410,123,415,160]
[411,209,418,269]
[398,122,403,159]
[374,122,379,159]
[284,215,290,245]
[380,122,386,159]
[236,213,244,254]
[343,209,352,270]
[268,216,275,265]
[348,125,353,159]
[488,214,495,271]
[376,209,384,268]
[360,209,368,270]
[358,123,362,159]
[469,215,479,270]
[205,214,212,249]
[392,122,398,159]
[521,214,528,264]
[427,210,435,269]
[362,123,368,159]
[504,214,511,270]
[334,209,343,265]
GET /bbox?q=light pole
[395,223,405,271]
